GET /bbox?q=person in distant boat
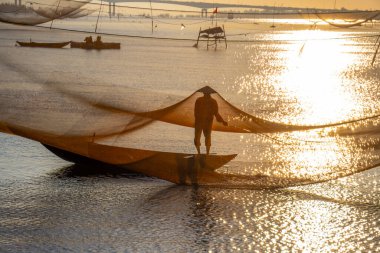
[194,89,228,155]
[95,36,102,46]
[84,36,93,45]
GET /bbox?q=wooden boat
[16,41,70,48]
[43,143,237,185]
[70,41,120,49]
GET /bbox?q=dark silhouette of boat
[16,41,70,48]
[70,41,120,49]
[42,143,237,185]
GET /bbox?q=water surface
[0,19,380,251]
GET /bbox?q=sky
[177,0,380,10]
[251,0,380,10]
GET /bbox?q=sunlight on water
[224,29,380,182]
[0,13,380,251]
[279,31,359,124]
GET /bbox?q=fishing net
[1,0,380,188]
[31,0,91,19]
[0,0,379,34]
[0,3,50,25]
[1,77,380,188]
[0,0,91,25]
[313,11,380,28]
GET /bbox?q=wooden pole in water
[215,8,217,26]
[49,0,62,30]
[372,36,380,66]
[95,0,103,34]
[375,34,380,46]
[195,27,201,48]
[149,0,153,34]
[108,1,111,18]
[223,25,227,49]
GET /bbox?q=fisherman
[84,36,93,45]
[94,36,102,47]
[194,87,228,155]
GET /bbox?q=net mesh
[1,0,380,187]
[1,81,380,188]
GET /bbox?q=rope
[315,11,380,28]
[35,24,380,44]
[372,35,380,65]
[69,1,380,17]
[0,7,26,14]
[49,0,61,29]
[154,19,208,26]
[94,0,103,33]
[258,132,336,145]
[21,1,380,18]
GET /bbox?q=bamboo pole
[371,36,380,66]
[95,0,103,33]
[49,0,61,30]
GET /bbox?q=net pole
[95,0,103,34]
[149,0,153,34]
[372,35,380,66]
[49,0,62,30]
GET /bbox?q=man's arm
[213,100,228,126]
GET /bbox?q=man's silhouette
[194,88,227,155]
[94,36,102,47]
[84,36,93,45]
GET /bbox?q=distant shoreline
[112,0,377,12]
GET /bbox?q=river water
[0,17,380,252]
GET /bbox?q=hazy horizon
[111,0,380,11]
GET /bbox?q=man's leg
[194,126,202,154]
[206,145,211,155]
[204,126,212,155]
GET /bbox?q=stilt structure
[108,0,116,17]
[201,8,207,18]
[194,25,227,50]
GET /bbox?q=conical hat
[196,86,217,94]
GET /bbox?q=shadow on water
[50,163,147,179]
[46,159,380,208]
[50,163,380,208]
[148,184,380,210]
[276,188,380,208]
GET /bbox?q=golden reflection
[193,187,380,252]
[287,143,345,177]
[233,30,376,181]
[279,30,359,125]
[277,131,349,178]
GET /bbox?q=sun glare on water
[233,28,379,180]
[279,30,359,125]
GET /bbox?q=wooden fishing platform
[194,26,227,50]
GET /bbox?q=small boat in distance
[70,35,120,50]
[70,41,120,50]
[16,41,71,48]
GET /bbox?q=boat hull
[42,143,236,185]
[16,41,70,48]
[70,41,120,49]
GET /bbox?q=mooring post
[223,25,227,49]
[108,1,111,18]
[195,27,201,48]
